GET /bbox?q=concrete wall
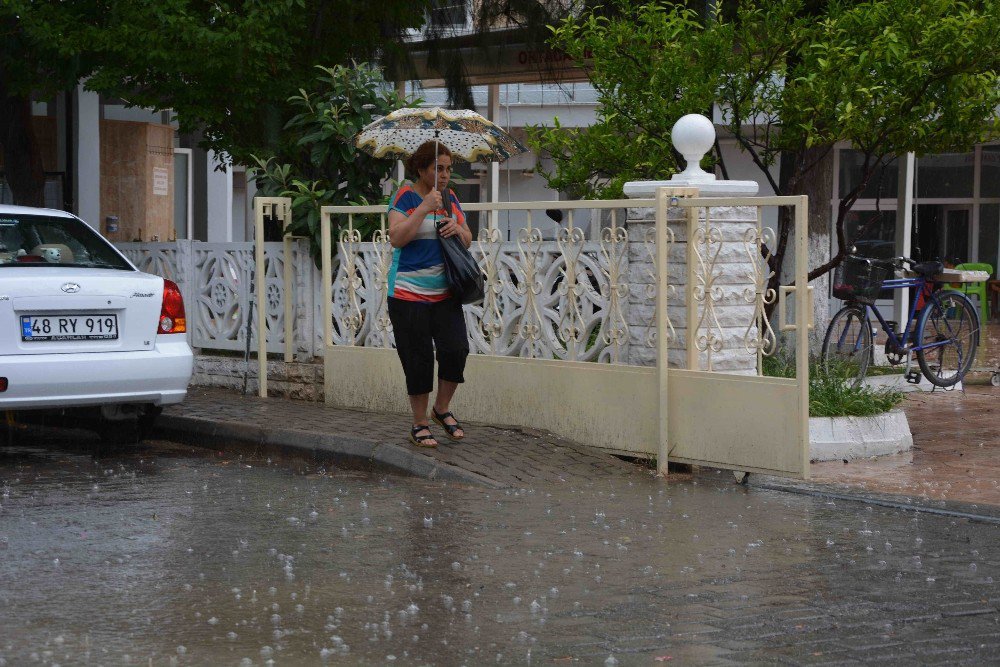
[193,355,324,401]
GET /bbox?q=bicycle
[822,255,981,387]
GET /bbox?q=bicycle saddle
[912,261,943,277]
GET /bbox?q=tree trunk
[771,145,834,350]
[0,71,46,207]
[795,146,834,348]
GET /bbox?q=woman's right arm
[389,189,442,248]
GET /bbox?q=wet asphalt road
[1,431,1000,666]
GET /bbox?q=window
[0,173,66,209]
[917,152,974,198]
[0,213,131,270]
[428,0,468,29]
[845,210,896,259]
[982,146,1000,198]
[838,150,898,199]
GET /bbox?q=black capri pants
[387,297,470,396]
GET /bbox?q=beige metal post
[282,202,294,363]
[257,211,267,397]
[794,195,811,479]
[655,188,670,477]
[321,208,333,348]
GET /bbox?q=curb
[154,414,506,489]
[749,474,1000,525]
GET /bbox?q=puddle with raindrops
[1,434,999,665]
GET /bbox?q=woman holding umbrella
[387,141,471,447]
[355,106,527,447]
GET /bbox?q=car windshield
[0,213,132,270]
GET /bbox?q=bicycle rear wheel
[821,305,873,384]
[916,290,980,387]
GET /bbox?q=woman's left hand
[437,217,463,239]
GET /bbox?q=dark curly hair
[405,141,453,179]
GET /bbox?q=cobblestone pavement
[1,433,999,666]
[172,384,1000,520]
[164,387,643,489]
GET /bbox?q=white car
[0,205,193,440]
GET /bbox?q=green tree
[0,1,102,206]
[250,63,412,254]
[530,3,735,198]
[0,0,430,206]
[531,0,1000,287]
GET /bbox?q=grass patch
[763,356,905,418]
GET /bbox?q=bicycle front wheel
[916,290,980,387]
[821,305,873,384]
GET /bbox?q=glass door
[941,205,972,265]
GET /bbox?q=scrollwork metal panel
[690,214,726,369]
[743,218,778,361]
[324,235,622,362]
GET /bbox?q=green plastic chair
[953,262,992,322]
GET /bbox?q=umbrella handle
[433,133,453,219]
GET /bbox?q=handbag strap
[444,188,455,219]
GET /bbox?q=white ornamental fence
[115,232,631,363]
[115,240,317,357]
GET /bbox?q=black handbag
[438,191,484,305]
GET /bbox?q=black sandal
[432,408,465,441]
[409,425,437,448]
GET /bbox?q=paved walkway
[164,374,1000,519]
[161,387,643,490]
[802,320,1000,508]
[805,383,1000,507]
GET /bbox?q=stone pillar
[624,114,762,374]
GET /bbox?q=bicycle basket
[832,256,893,305]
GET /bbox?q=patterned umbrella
[353,107,528,163]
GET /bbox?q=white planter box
[809,409,913,461]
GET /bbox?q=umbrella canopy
[353,106,528,163]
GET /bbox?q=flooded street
[1,432,999,665]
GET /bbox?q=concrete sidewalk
[161,382,1000,517]
[803,383,1000,507]
[160,387,643,490]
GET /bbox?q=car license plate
[21,314,119,342]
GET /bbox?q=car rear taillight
[158,279,186,334]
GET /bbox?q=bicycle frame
[846,276,954,354]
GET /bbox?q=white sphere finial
[670,114,716,183]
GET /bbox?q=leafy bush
[762,356,905,418]
[250,63,415,260]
